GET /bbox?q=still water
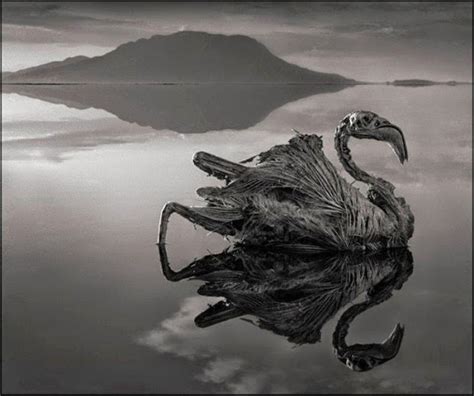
[2,85,472,393]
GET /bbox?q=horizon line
[3,30,471,83]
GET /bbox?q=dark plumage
[158,111,414,251]
[158,244,414,371]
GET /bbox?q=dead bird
[158,244,413,371]
[158,111,414,251]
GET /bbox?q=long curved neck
[334,123,409,239]
[335,249,414,349]
[335,123,398,191]
[333,297,375,349]
[335,124,378,186]
[333,274,397,350]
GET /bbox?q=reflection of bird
[158,244,413,371]
[158,111,414,251]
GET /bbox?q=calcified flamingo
[158,111,414,251]
[158,244,414,371]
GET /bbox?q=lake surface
[2,84,472,393]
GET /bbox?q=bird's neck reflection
[158,245,413,371]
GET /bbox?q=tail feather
[193,151,248,181]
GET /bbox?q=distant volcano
[3,31,354,84]
[2,83,349,134]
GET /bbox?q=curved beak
[352,123,408,164]
[194,300,245,328]
[377,124,408,164]
[380,322,405,358]
[336,323,405,371]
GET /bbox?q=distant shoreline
[3,82,355,86]
[1,81,472,87]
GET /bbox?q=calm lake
[2,84,472,393]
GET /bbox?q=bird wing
[255,133,350,213]
[208,134,349,211]
[200,133,396,249]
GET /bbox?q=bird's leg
[158,202,237,245]
[158,243,227,282]
[158,242,181,281]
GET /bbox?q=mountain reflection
[159,245,413,371]
[3,83,349,134]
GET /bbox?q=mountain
[391,79,439,86]
[3,56,90,82]
[2,83,349,134]
[389,79,470,87]
[3,31,353,84]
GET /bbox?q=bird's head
[335,323,405,372]
[341,110,408,164]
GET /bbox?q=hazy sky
[2,2,472,81]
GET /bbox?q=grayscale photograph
[1,1,472,394]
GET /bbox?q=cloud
[136,296,222,360]
[227,373,267,394]
[2,2,147,48]
[4,83,471,186]
[2,3,133,31]
[196,357,245,384]
[134,296,300,394]
[134,289,472,394]
[1,117,163,162]
[2,2,471,80]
